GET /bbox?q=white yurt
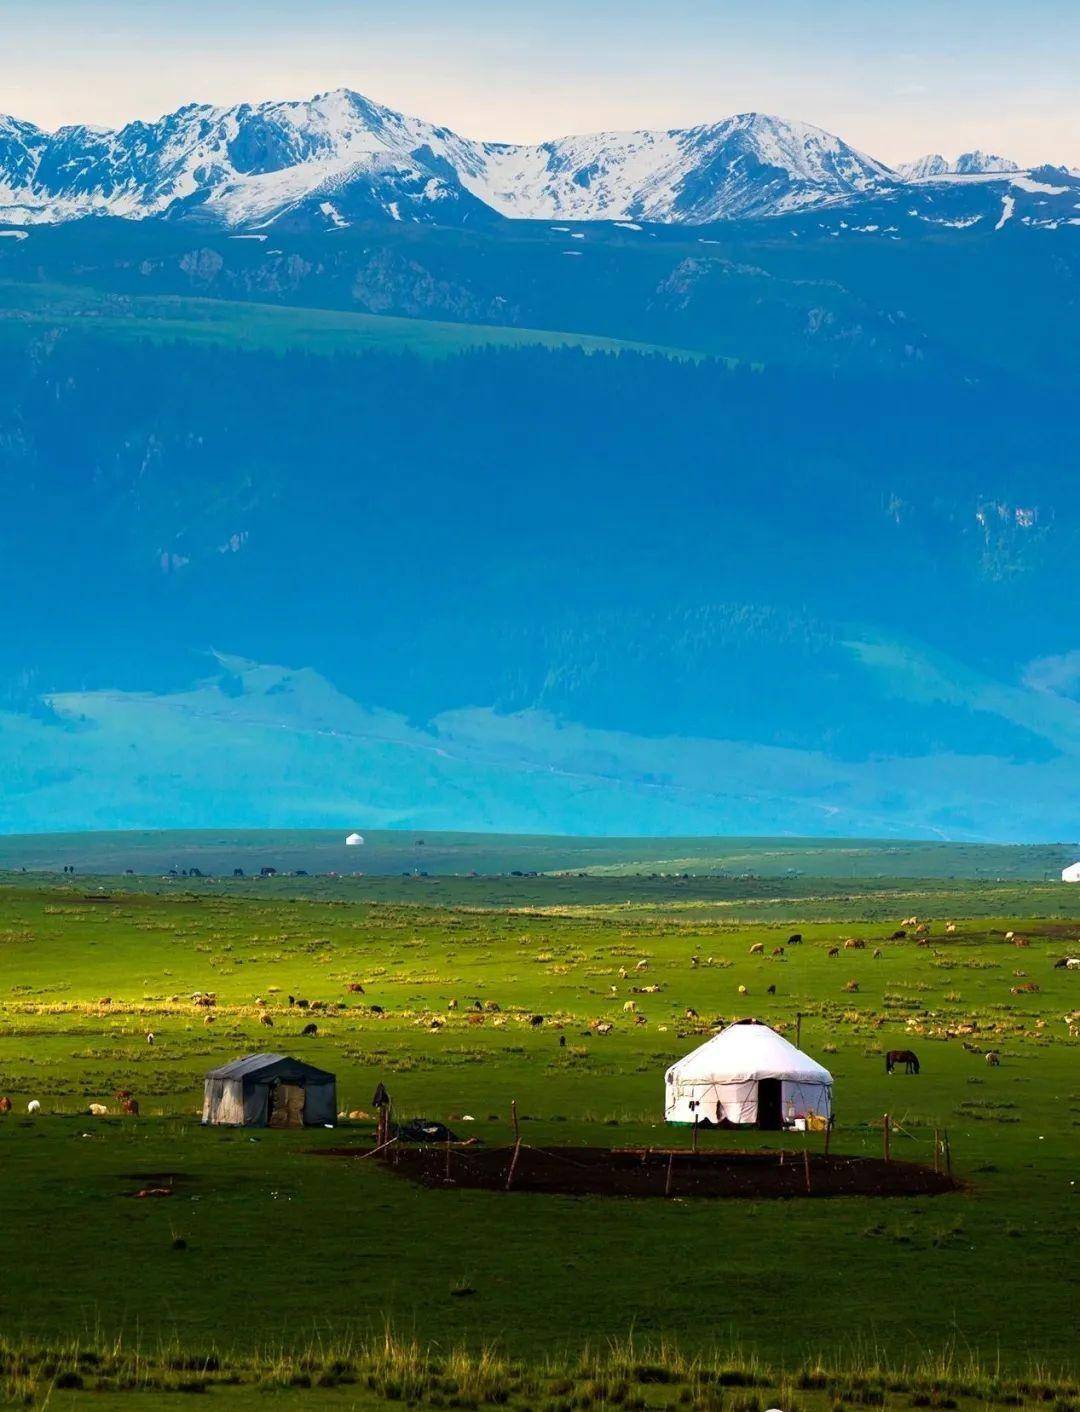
[664,1019,833,1130]
[1061,862,1080,883]
[345,832,364,847]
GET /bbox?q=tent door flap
[268,1081,306,1128]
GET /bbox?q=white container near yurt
[665,1019,833,1130]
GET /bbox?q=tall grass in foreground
[0,1328,1077,1410]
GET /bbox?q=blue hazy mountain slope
[2,213,1078,390]
[0,322,1076,840]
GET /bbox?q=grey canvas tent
[202,1053,337,1127]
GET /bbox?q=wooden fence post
[803,1144,812,1194]
[693,1115,699,1153]
[505,1099,522,1191]
[883,1112,891,1162]
[824,1117,832,1159]
[665,1151,675,1197]
[933,1128,940,1174]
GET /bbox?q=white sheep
[146,1032,155,1045]
[88,1102,109,1116]
[27,1099,41,1115]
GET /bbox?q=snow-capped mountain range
[897,151,1020,181]
[0,89,1062,231]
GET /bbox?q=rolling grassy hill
[0,828,1076,881]
[0,280,701,360]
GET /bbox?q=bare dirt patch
[317,1144,959,1199]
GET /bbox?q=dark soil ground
[318,1144,960,1198]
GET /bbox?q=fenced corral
[316,1104,959,1199]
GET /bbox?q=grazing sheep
[622,1000,637,1012]
[737,984,748,996]
[873,948,883,959]
[295,998,310,1009]
[787,933,802,945]
[1004,931,1015,941]
[766,984,776,995]
[1011,982,1040,994]
[595,1022,614,1036]
[203,1012,215,1025]
[447,998,458,1010]
[901,916,918,928]
[99,997,112,1006]
[1013,937,1030,948]
[346,983,365,993]
[88,1103,108,1116]
[771,947,785,957]
[530,1014,544,1027]
[634,959,649,972]
[690,955,700,968]
[827,947,840,958]
[27,1099,40,1114]
[146,1032,155,1045]
[370,1004,384,1015]
[844,938,866,950]
[985,1051,1001,1066]
[260,1013,274,1027]
[889,930,907,940]
[634,1014,647,1026]
[301,1022,318,1037]
[749,943,765,956]
[0,1096,11,1113]
[946,923,957,934]
[122,1098,140,1116]
[559,1035,566,1048]
[843,980,860,993]
[1065,958,1080,970]
[685,1008,698,1019]
[618,967,628,979]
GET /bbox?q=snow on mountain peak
[900,150,1021,181]
[0,92,1048,231]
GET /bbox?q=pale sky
[2,0,1077,168]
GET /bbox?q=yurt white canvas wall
[665,1020,832,1130]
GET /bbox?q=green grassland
[0,873,1077,1411]
[0,281,700,361]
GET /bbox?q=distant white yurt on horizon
[345,832,364,847]
[1062,862,1080,883]
[665,1019,833,1131]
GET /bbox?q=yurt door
[757,1078,783,1130]
[268,1081,306,1128]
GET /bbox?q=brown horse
[886,1049,920,1074]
